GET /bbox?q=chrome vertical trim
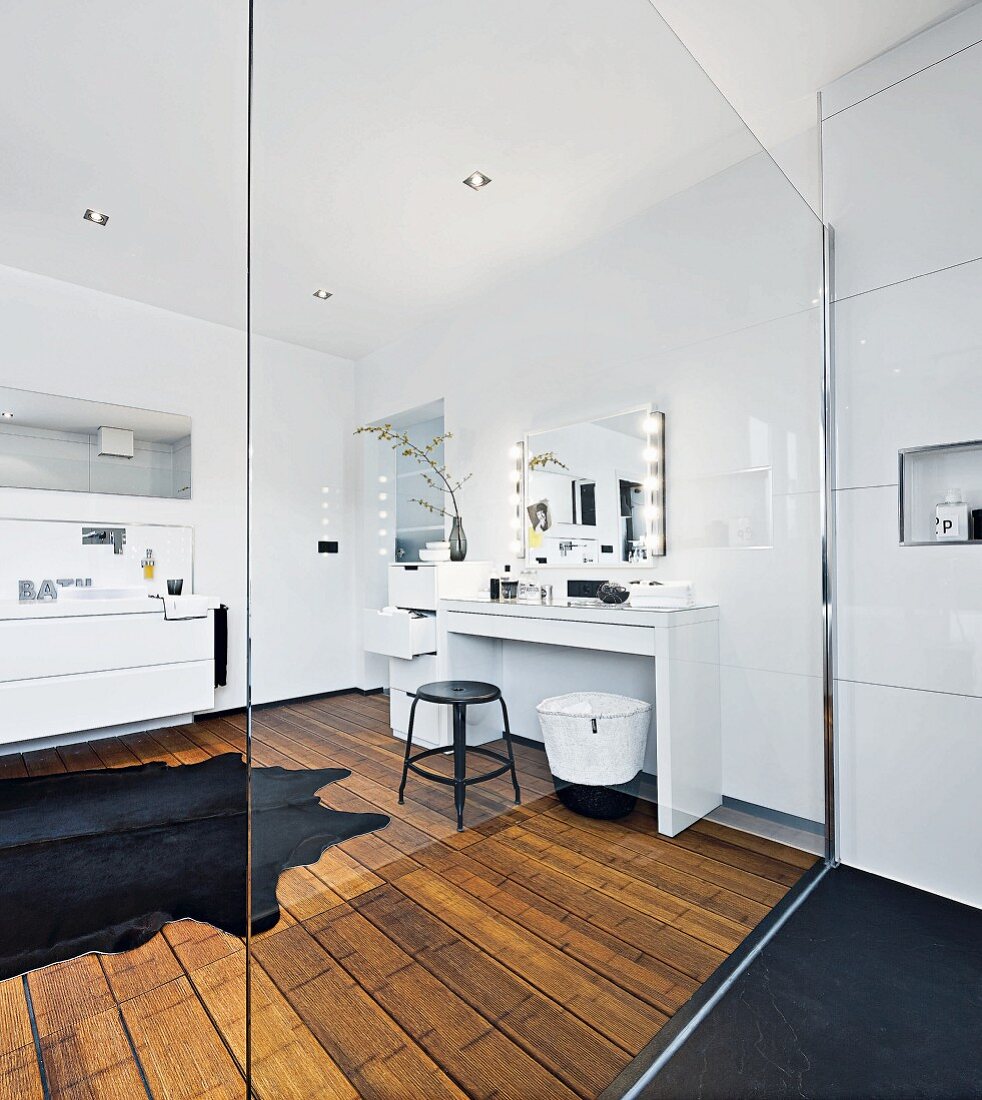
[821,223,839,867]
[245,0,255,1091]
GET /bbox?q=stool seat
[398,680,521,831]
[415,680,501,705]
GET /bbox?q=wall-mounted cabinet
[899,440,982,545]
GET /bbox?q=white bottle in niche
[936,488,969,541]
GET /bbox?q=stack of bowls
[419,541,451,562]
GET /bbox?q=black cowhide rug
[0,753,388,980]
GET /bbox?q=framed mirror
[0,386,191,499]
[523,405,664,567]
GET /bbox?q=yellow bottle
[142,549,155,581]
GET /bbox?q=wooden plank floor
[0,693,817,1099]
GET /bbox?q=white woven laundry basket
[536,693,651,787]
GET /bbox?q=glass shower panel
[247,1,827,1096]
[0,3,249,1095]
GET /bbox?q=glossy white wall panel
[824,40,982,300]
[713,491,823,679]
[836,485,982,696]
[720,666,823,822]
[837,678,982,908]
[821,4,982,119]
[835,257,982,490]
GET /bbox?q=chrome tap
[82,526,126,554]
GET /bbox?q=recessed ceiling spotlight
[83,208,109,226]
[463,171,491,190]
[312,288,333,300]
[0,412,13,420]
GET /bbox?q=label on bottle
[936,504,967,540]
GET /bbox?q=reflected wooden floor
[0,693,817,1099]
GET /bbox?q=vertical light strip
[509,442,525,557]
[643,410,666,558]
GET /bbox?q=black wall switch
[318,541,339,554]
[601,544,614,554]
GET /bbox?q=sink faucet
[82,526,126,555]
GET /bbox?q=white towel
[161,595,209,620]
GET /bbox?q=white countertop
[441,596,718,628]
[0,595,220,621]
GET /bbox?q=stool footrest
[406,745,515,788]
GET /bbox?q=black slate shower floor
[641,864,982,1099]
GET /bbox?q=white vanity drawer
[363,610,437,660]
[389,654,438,694]
[389,688,444,746]
[0,612,212,684]
[388,565,438,611]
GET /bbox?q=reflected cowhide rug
[0,753,388,980]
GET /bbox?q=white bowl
[426,541,450,550]
[419,548,451,562]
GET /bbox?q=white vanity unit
[439,597,722,837]
[0,593,217,747]
[363,562,492,747]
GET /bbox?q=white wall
[0,263,359,715]
[823,3,982,907]
[250,336,359,704]
[356,150,826,823]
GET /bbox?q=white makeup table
[438,597,721,836]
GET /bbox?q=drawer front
[0,661,215,745]
[388,565,438,611]
[0,612,213,684]
[390,688,445,746]
[389,654,439,694]
[363,610,437,660]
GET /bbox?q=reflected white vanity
[438,597,721,837]
[366,402,724,837]
[0,517,218,747]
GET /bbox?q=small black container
[167,579,184,595]
[552,775,640,820]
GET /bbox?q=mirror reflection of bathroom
[246,0,829,1096]
[526,407,664,566]
[16,0,966,1090]
[0,3,249,1094]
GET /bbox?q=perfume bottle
[142,548,155,579]
[936,489,969,542]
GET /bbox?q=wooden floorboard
[0,690,817,1098]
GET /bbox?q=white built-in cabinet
[363,562,492,747]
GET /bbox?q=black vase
[449,516,467,562]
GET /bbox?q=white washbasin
[61,586,148,601]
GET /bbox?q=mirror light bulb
[378,510,388,519]
[509,444,523,460]
[510,539,523,553]
[378,492,388,501]
[378,548,388,555]
[643,416,659,434]
[378,475,388,484]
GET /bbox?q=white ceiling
[0,0,974,362]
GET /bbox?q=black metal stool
[398,680,521,831]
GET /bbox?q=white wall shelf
[899,440,982,546]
